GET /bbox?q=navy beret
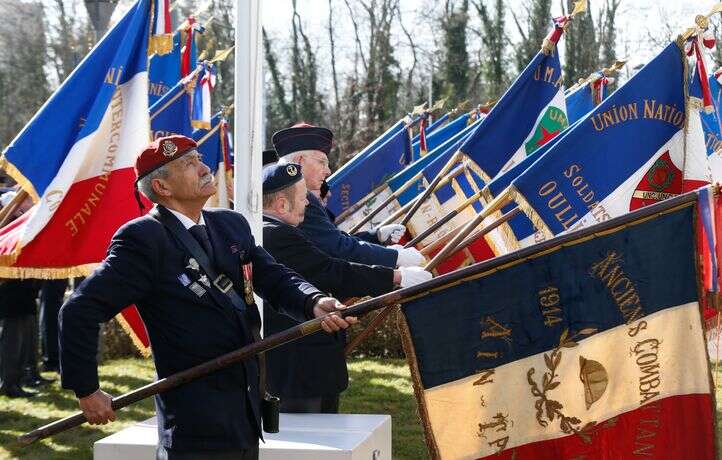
[263,163,304,194]
[263,149,279,167]
[272,123,333,157]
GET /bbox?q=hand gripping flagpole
[345,189,514,355]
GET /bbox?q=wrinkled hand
[79,389,116,425]
[376,224,406,244]
[312,297,358,333]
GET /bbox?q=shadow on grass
[0,410,109,460]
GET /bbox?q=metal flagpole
[235,0,264,318]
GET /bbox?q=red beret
[134,135,198,180]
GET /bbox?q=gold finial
[411,102,428,116]
[571,0,587,17]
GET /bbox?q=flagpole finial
[411,103,428,117]
[571,0,587,18]
[429,97,447,114]
[222,104,235,118]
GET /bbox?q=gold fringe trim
[0,156,40,202]
[397,309,441,460]
[115,311,152,358]
[0,263,95,280]
[507,185,554,240]
[483,207,522,255]
[461,153,493,184]
[191,120,211,130]
[148,34,174,56]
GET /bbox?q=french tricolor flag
[0,0,163,280]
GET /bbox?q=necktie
[189,225,213,262]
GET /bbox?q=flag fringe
[191,120,211,130]
[148,34,174,56]
[0,156,40,202]
[508,185,554,240]
[0,263,95,279]
[115,312,152,358]
[397,309,441,460]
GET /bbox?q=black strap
[150,207,246,312]
[150,207,270,399]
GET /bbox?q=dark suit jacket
[298,193,398,268]
[262,215,394,398]
[59,206,321,451]
[0,279,40,318]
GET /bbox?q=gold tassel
[114,312,152,358]
[148,34,174,56]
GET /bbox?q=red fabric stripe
[477,393,715,460]
[12,167,149,268]
[120,304,150,350]
[163,0,171,34]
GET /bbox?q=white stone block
[94,413,392,460]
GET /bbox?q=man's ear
[152,177,172,197]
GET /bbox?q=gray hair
[277,150,314,165]
[137,164,170,204]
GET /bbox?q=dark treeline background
[0,0,718,174]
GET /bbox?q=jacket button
[247,385,252,392]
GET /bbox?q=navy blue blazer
[297,193,398,268]
[59,206,321,451]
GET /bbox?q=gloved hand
[397,266,433,288]
[393,245,426,267]
[376,224,406,244]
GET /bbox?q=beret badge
[286,164,298,176]
[162,140,178,157]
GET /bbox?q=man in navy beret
[261,163,431,413]
[58,135,357,459]
[272,123,425,269]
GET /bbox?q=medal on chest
[242,262,254,305]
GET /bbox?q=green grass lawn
[0,358,426,460]
[2,358,721,459]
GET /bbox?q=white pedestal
[94,414,392,460]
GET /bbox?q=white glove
[376,224,406,244]
[394,246,426,267]
[398,266,433,288]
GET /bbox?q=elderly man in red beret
[58,135,356,460]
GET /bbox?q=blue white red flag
[0,0,156,278]
[326,122,413,217]
[191,62,216,130]
[566,82,595,124]
[399,198,715,459]
[698,70,722,182]
[193,112,234,207]
[459,45,568,180]
[149,64,205,139]
[336,118,481,233]
[327,118,408,190]
[411,112,473,160]
[148,25,198,106]
[502,41,709,247]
